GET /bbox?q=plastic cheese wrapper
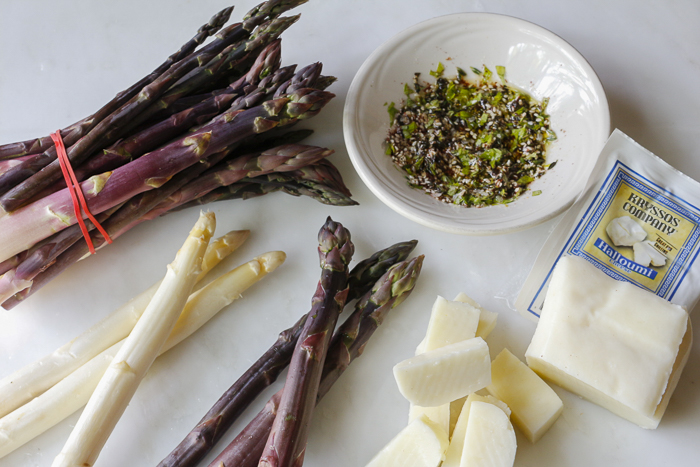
[517,129,700,322]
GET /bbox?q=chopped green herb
[513,126,527,142]
[496,65,506,82]
[429,62,445,78]
[470,66,482,75]
[483,66,492,81]
[401,121,417,139]
[387,101,397,123]
[478,112,489,126]
[457,67,467,78]
[446,83,456,100]
[480,148,503,168]
[532,190,542,196]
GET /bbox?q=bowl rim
[343,11,611,236]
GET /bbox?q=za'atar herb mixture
[384,64,556,207]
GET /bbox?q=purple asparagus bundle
[0,88,335,265]
[0,0,359,309]
[0,12,300,213]
[0,59,334,307]
[0,63,331,266]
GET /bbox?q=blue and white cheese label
[517,130,700,321]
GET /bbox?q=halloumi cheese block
[409,403,450,435]
[422,296,480,352]
[453,293,498,338]
[525,255,688,429]
[460,401,516,467]
[486,348,562,443]
[443,394,511,467]
[394,338,491,407]
[365,415,449,467]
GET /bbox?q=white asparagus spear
[0,229,249,420]
[0,250,285,460]
[52,211,216,467]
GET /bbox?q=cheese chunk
[411,303,457,433]
[409,403,450,435]
[443,394,511,467]
[366,415,449,467]
[605,215,646,246]
[486,349,562,443]
[415,337,427,355]
[394,338,491,407]
[453,293,498,338]
[525,255,688,429]
[460,401,516,467]
[422,296,480,352]
[449,396,467,438]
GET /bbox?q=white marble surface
[0,1,699,466]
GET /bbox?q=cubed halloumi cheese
[422,296,480,352]
[443,394,511,467]
[365,415,449,467]
[410,298,472,430]
[460,401,516,467]
[409,403,450,436]
[486,348,562,443]
[453,293,498,338]
[394,338,491,407]
[525,255,688,429]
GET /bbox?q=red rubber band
[51,131,113,254]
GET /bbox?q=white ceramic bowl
[343,13,610,235]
